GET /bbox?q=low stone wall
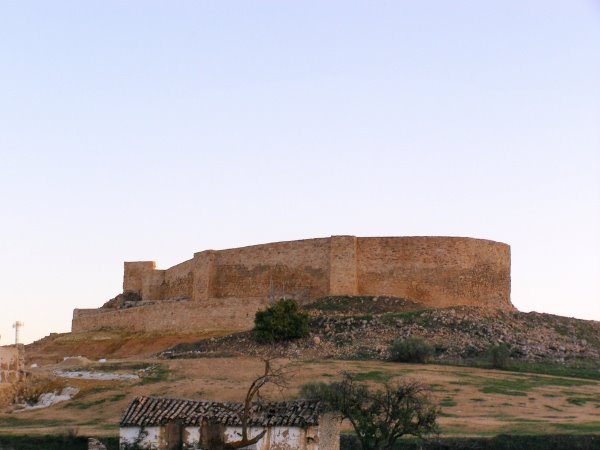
[72,298,270,334]
[0,384,13,407]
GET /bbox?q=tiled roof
[120,396,324,428]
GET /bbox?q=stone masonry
[72,236,512,334]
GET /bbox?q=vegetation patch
[566,397,589,406]
[253,299,309,344]
[447,371,596,399]
[88,362,150,372]
[439,397,457,407]
[553,421,600,434]
[0,417,72,428]
[340,433,600,450]
[389,337,434,363]
[351,370,392,383]
[63,398,107,409]
[138,364,170,384]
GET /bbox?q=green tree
[300,373,438,450]
[253,299,309,343]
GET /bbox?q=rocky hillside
[160,296,600,370]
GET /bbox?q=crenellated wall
[73,236,512,333]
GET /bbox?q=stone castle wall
[72,236,512,333]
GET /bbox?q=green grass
[505,361,600,381]
[351,370,392,382]
[428,383,445,392]
[448,371,597,398]
[63,398,107,409]
[566,397,589,406]
[443,358,600,381]
[138,364,170,384]
[88,362,150,372]
[342,433,600,449]
[439,397,457,407]
[553,421,600,434]
[0,417,72,428]
[480,386,528,397]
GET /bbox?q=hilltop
[27,296,600,378]
[158,296,600,377]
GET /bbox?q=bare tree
[300,373,438,450]
[215,359,287,450]
[225,359,285,448]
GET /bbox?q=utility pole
[13,321,24,345]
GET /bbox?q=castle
[72,236,512,334]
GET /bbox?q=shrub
[253,299,309,343]
[488,343,511,369]
[12,376,67,405]
[388,337,434,363]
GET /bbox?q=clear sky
[1,1,599,345]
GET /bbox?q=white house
[119,396,340,450]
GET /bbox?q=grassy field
[1,357,600,439]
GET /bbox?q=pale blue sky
[1,1,599,344]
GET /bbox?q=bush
[12,376,67,405]
[388,337,434,363]
[488,343,511,369]
[253,299,309,344]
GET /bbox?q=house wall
[121,421,339,450]
[183,427,200,449]
[225,426,307,450]
[120,426,162,449]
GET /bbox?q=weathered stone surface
[73,236,512,334]
[0,345,24,384]
[159,306,600,364]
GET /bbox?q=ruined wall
[72,297,270,333]
[356,237,511,309]
[0,345,24,383]
[73,236,512,334]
